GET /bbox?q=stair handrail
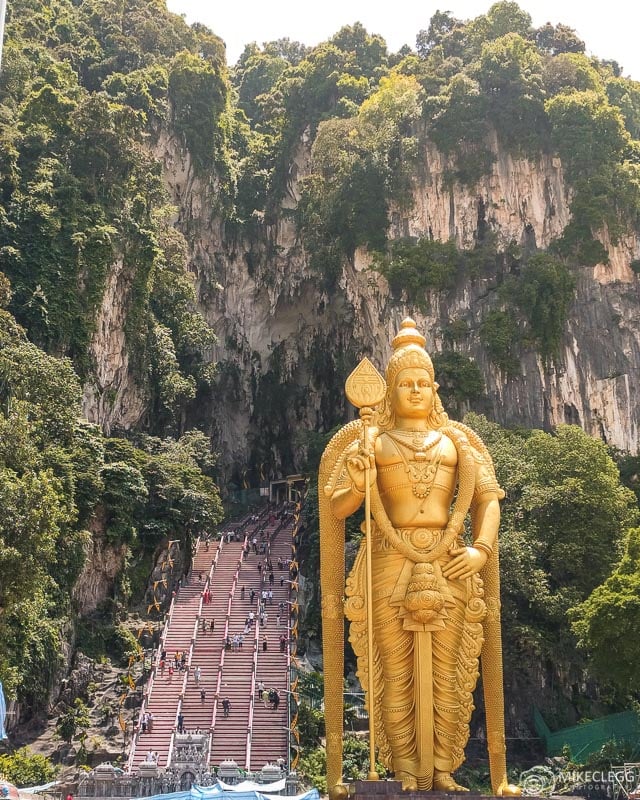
[204,539,222,644]
[211,635,225,733]
[246,602,261,771]
[166,725,176,770]
[275,514,296,775]
[126,650,158,774]
[286,512,303,773]
[278,510,301,772]
[249,518,290,772]
[210,545,238,735]
[167,535,205,770]
[170,611,197,770]
[189,533,216,770]
[194,538,207,639]
[203,566,223,771]
[155,535,186,663]
[208,534,249,766]
[289,494,306,770]
[161,592,176,649]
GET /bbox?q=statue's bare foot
[396,771,418,791]
[433,771,469,792]
[496,779,522,796]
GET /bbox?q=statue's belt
[372,525,464,554]
[369,526,468,631]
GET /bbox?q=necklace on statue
[387,432,444,499]
[386,429,442,454]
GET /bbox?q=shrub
[0,748,58,787]
[501,253,575,359]
[433,351,485,413]
[480,309,521,373]
[374,238,463,307]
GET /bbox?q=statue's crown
[391,317,427,351]
[386,317,434,386]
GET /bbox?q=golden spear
[345,357,386,782]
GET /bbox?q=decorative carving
[321,593,344,620]
[345,357,387,410]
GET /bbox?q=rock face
[73,509,128,616]
[405,133,572,250]
[81,256,147,434]
[82,130,640,468]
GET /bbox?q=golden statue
[319,318,521,797]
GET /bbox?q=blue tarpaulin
[0,680,8,740]
[137,785,319,800]
[17,784,60,794]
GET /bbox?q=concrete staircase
[128,516,250,770]
[247,517,294,771]
[127,506,295,775]
[209,512,295,771]
[129,558,204,769]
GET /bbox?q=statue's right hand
[345,443,376,494]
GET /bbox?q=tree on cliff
[571,527,640,695]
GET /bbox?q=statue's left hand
[442,546,487,580]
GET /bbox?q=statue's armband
[471,447,504,505]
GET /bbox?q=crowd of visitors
[256,681,281,710]
[135,500,298,747]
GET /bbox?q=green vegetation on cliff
[0,13,228,698]
[0,0,226,426]
[0,276,223,705]
[2,0,640,450]
[226,1,640,367]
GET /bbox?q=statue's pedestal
[351,781,404,797]
[351,783,541,800]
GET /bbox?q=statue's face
[392,367,434,419]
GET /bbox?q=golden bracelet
[474,540,493,556]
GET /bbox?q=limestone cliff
[72,509,128,616]
[83,129,640,468]
[82,257,147,434]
